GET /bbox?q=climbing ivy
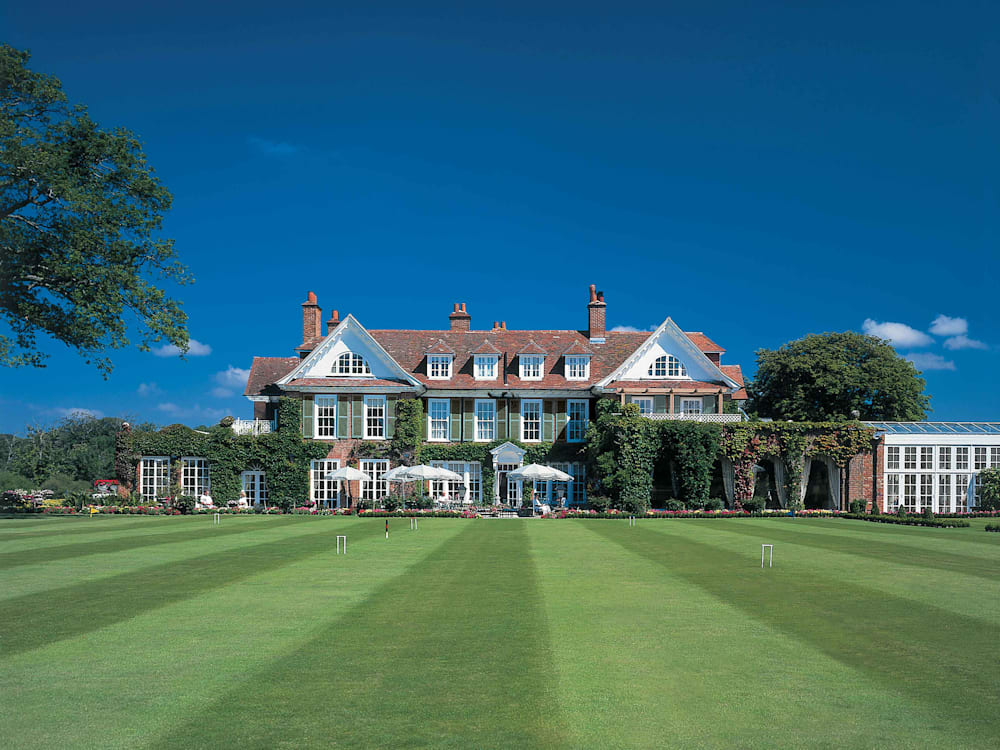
[119,397,329,504]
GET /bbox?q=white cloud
[215,366,250,388]
[906,353,956,371]
[137,382,161,396]
[211,387,234,398]
[929,314,968,337]
[156,402,227,423]
[51,407,104,419]
[862,319,933,348]
[943,334,988,351]
[153,338,212,357]
[609,325,657,333]
[247,136,299,156]
[157,402,181,414]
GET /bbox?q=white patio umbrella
[506,464,574,512]
[325,466,371,508]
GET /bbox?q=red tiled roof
[721,365,748,400]
[685,332,725,353]
[369,329,646,390]
[248,330,736,395]
[286,378,417,389]
[244,356,299,396]
[425,339,455,355]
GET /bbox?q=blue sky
[1,1,997,432]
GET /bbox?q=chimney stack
[449,302,471,331]
[587,284,606,343]
[302,291,322,346]
[326,309,340,333]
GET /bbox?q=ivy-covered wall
[118,398,329,504]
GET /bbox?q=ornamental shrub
[742,496,764,513]
[172,495,195,514]
[849,499,866,514]
[985,523,999,532]
[703,498,724,511]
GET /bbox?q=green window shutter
[386,396,397,438]
[351,396,363,438]
[509,399,520,441]
[449,399,461,442]
[422,400,430,440]
[556,400,567,442]
[497,399,508,440]
[654,395,667,414]
[301,397,314,438]
[463,399,474,442]
[543,400,555,442]
[337,397,349,438]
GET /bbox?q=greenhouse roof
[864,422,1000,435]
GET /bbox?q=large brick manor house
[230,285,747,507]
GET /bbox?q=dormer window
[519,355,544,381]
[474,355,498,380]
[648,355,686,378]
[428,354,453,380]
[334,352,370,376]
[565,356,590,381]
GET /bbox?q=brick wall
[845,439,883,512]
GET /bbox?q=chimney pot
[449,301,471,331]
[589,284,597,302]
[501,321,507,330]
[460,302,466,313]
[301,292,322,348]
[587,284,606,342]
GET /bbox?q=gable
[598,318,740,388]
[276,315,420,386]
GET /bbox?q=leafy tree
[0,44,189,375]
[979,468,1000,512]
[747,332,929,422]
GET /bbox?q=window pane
[181,458,209,496]
[429,400,449,440]
[316,396,337,437]
[475,400,495,441]
[311,459,340,506]
[567,400,588,442]
[521,400,541,441]
[365,396,385,439]
[360,459,388,501]
[887,446,899,470]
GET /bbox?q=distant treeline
[0,415,157,496]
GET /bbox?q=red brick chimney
[449,302,471,331]
[326,309,340,334]
[302,291,322,346]
[587,284,606,342]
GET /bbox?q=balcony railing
[231,418,276,436]
[644,413,744,423]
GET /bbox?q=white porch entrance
[241,470,267,505]
[490,442,526,506]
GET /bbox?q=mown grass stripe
[698,519,1000,580]
[0,517,306,570]
[0,516,189,541]
[0,519,376,658]
[152,521,569,750]
[586,521,1000,733]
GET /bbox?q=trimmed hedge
[552,509,843,520]
[985,523,999,533]
[842,513,970,528]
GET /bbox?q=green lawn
[2,516,998,749]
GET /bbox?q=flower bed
[357,509,471,518]
[549,508,844,519]
[842,513,970,528]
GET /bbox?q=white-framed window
[938,447,951,470]
[474,399,496,442]
[519,355,544,380]
[975,447,988,470]
[902,474,917,512]
[567,400,589,442]
[565,356,590,380]
[474,355,498,380]
[992,448,1000,468]
[315,395,337,438]
[887,446,900,470]
[180,457,210,496]
[360,459,389,502]
[956,474,970,505]
[241,469,267,505]
[630,397,653,415]
[430,461,482,504]
[956,447,969,470]
[886,474,899,509]
[428,355,453,379]
[648,355,686,378]
[543,462,587,506]
[920,447,933,470]
[140,457,170,501]
[310,459,341,507]
[521,399,542,442]
[938,474,952,513]
[364,395,386,439]
[903,447,917,470]
[679,398,703,415]
[920,474,933,510]
[334,352,370,376]
[428,399,450,441]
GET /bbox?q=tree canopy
[0,44,189,375]
[747,332,930,422]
